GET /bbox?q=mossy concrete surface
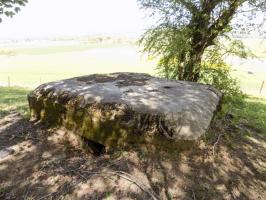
[28,73,222,150]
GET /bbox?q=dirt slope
[0,112,265,200]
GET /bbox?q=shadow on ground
[0,112,265,200]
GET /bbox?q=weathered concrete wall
[28,73,222,149]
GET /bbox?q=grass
[240,38,266,58]
[231,96,266,135]
[0,87,30,118]
[0,43,156,87]
[232,74,265,98]
[1,43,129,56]
[220,96,266,137]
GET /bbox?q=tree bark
[182,51,203,82]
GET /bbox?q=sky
[0,0,151,39]
[0,0,265,40]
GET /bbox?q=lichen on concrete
[28,72,222,150]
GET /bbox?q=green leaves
[138,0,265,82]
[0,0,28,22]
[14,7,20,13]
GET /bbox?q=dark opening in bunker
[81,137,106,156]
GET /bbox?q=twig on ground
[234,124,250,136]
[192,189,196,200]
[36,192,53,200]
[9,134,40,141]
[41,166,161,200]
[36,182,75,200]
[67,169,88,182]
[212,133,224,155]
[23,180,31,200]
[81,170,160,200]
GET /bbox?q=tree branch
[202,0,223,13]
[179,0,198,13]
[206,0,242,46]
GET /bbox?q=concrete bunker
[28,73,222,151]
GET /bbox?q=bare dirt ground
[0,112,265,200]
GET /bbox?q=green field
[0,40,156,88]
[240,38,266,58]
[0,37,265,97]
[231,70,265,95]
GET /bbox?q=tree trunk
[182,49,203,82]
[180,11,207,82]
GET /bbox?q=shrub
[199,64,246,104]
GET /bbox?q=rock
[28,73,222,150]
